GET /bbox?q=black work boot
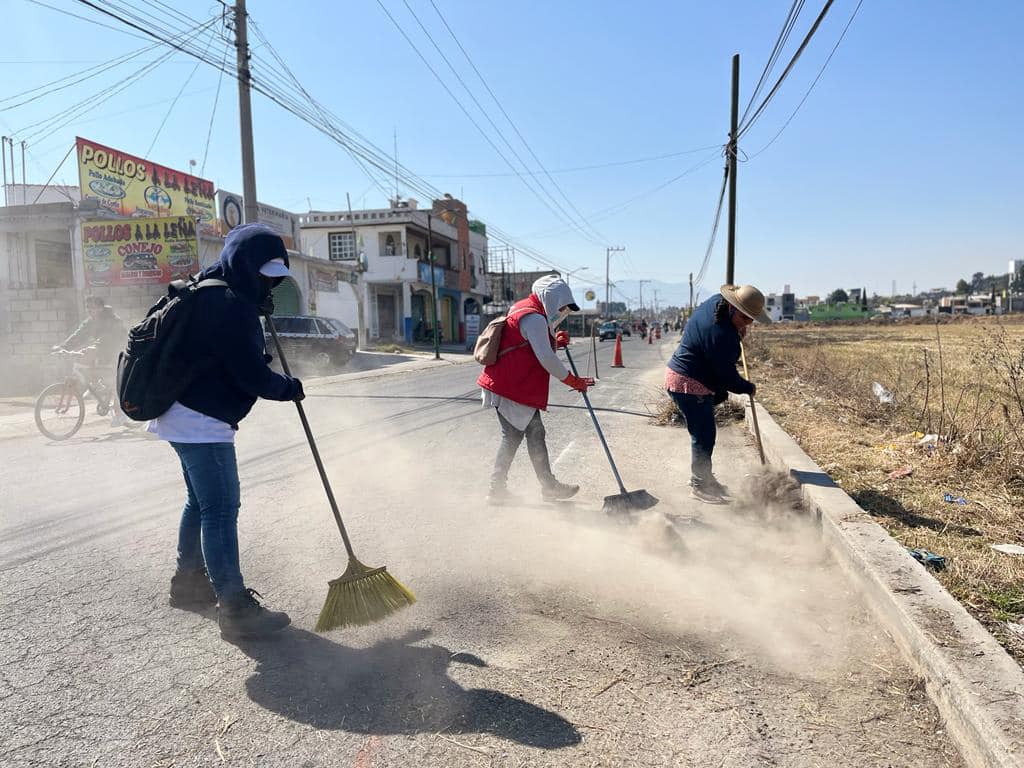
[169,568,216,608]
[541,480,580,501]
[218,589,291,640]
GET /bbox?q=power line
[739,0,806,127]
[738,0,836,139]
[200,42,229,176]
[418,145,722,178]
[376,0,606,248]
[748,0,865,159]
[426,0,611,245]
[22,0,152,38]
[694,163,730,291]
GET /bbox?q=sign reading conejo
[81,216,199,287]
[76,137,216,235]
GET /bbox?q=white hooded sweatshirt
[481,274,577,430]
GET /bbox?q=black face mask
[258,275,276,315]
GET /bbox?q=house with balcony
[299,197,488,346]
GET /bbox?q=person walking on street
[665,284,770,504]
[55,296,127,425]
[478,275,594,505]
[148,223,304,640]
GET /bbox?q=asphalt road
[1,335,963,767]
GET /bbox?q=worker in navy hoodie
[148,223,303,640]
[665,284,770,504]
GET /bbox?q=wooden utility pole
[234,0,259,223]
[726,54,739,285]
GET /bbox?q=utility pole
[345,192,367,350]
[638,279,651,319]
[726,53,739,285]
[605,246,624,315]
[234,0,259,223]
[20,141,26,205]
[653,289,660,318]
[427,212,440,360]
[2,137,7,206]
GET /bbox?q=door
[377,292,396,339]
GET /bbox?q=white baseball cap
[259,257,290,277]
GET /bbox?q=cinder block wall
[0,284,165,396]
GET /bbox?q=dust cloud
[268,390,859,682]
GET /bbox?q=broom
[264,315,415,631]
[739,340,766,465]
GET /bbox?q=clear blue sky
[3,0,1022,300]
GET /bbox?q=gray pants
[490,410,556,490]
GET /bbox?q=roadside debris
[990,544,1024,556]
[872,382,895,404]
[943,493,968,505]
[888,465,914,480]
[907,548,946,570]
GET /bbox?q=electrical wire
[738,0,836,139]
[748,0,864,159]
[64,0,580,275]
[200,42,229,176]
[739,0,806,128]
[426,0,611,245]
[22,0,153,39]
[376,0,606,248]
[693,163,730,291]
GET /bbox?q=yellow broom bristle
[314,562,416,632]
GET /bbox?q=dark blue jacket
[667,294,753,398]
[176,224,300,429]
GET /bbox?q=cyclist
[54,296,127,425]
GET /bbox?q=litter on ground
[907,548,947,570]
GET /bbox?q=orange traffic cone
[611,332,624,368]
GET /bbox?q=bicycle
[34,349,115,440]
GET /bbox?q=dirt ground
[741,316,1024,668]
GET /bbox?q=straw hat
[720,284,772,324]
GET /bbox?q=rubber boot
[169,568,216,608]
[218,589,291,639]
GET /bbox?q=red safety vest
[477,294,554,410]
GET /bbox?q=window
[414,244,422,259]
[328,232,356,261]
[384,234,397,256]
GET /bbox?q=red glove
[562,373,595,393]
[555,330,570,349]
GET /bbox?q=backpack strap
[496,305,543,358]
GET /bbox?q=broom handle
[564,347,628,494]
[265,315,357,559]
[739,341,766,466]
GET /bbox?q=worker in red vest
[478,275,594,505]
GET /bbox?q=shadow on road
[232,627,581,749]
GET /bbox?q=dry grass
[745,316,1024,667]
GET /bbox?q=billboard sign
[81,216,199,287]
[76,137,216,236]
[216,190,301,250]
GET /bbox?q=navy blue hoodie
[176,223,300,429]
[667,294,753,398]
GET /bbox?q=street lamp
[564,266,588,291]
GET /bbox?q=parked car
[598,321,631,341]
[262,314,357,373]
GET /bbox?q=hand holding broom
[264,315,415,631]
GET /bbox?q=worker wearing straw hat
[665,284,771,504]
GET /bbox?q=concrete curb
[733,395,1024,768]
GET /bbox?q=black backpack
[116,277,227,421]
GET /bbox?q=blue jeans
[170,442,244,599]
[668,391,716,487]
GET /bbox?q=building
[485,269,560,313]
[0,187,224,394]
[299,197,488,346]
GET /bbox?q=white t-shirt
[147,401,236,443]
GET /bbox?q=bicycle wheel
[34,382,85,440]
